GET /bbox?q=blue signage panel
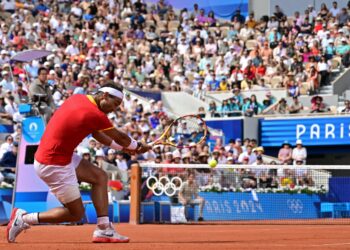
[22,116,45,143]
[260,117,350,147]
[0,189,13,224]
[206,119,243,144]
[145,0,249,19]
[151,192,321,221]
[201,192,320,221]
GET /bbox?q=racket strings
[172,116,206,146]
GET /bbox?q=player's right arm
[92,127,151,154]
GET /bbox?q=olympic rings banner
[147,176,183,196]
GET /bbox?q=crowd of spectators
[0,1,349,119]
[0,0,333,192]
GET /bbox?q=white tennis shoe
[92,223,129,243]
[7,208,31,243]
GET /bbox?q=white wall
[249,0,270,19]
[161,92,209,116]
[269,0,314,17]
[314,0,349,11]
[251,0,349,18]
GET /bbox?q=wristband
[126,138,138,150]
[110,140,123,150]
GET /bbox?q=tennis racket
[149,114,208,148]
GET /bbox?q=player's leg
[75,158,109,222]
[7,156,84,243]
[75,158,129,243]
[36,198,85,223]
[30,154,85,223]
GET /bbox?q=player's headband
[99,87,124,100]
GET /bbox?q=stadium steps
[161,92,209,116]
[319,85,333,95]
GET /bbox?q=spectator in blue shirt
[207,72,220,91]
[149,111,160,128]
[131,12,145,29]
[33,0,50,16]
[232,87,243,107]
[231,9,245,24]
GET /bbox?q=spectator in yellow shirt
[219,77,229,91]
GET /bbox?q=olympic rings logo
[287,199,303,214]
[146,176,183,196]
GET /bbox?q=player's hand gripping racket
[149,114,208,148]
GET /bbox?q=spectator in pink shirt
[278,141,293,164]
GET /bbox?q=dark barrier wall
[206,118,243,144]
[128,89,162,102]
[145,0,249,19]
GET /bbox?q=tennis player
[7,82,151,243]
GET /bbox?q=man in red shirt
[7,82,151,243]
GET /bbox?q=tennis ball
[209,159,218,168]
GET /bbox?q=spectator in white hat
[0,50,9,65]
[0,71,14,92]
[292,139,307,165]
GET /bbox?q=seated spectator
[207,11,216,27]
[336,38,350,56]
[219,99,231,117]
[240,168,257,189]
[227,97,241,116]
[0,97,12,123]
[341,100,350,113]
[275,98,288,114]
[307,66,319,95]
[295,159,314,186]
[278,141,292,164]
[289,96,304,114]
[208,101,220,117]
[238,145,257,164]
[0,142,18,184]
[178,172,205,221]
[311,95,329,113]
[317,56,330,86]
[231,9,245,24]
[242,95,263,116]
[29,67,56,123]
[292,139,307,165]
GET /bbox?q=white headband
[99,87,124,100]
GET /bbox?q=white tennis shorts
[34,154,82,204]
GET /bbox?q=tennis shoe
[92,223,129,243]
[7,208,31,243]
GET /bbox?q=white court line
[311,243,350,247]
